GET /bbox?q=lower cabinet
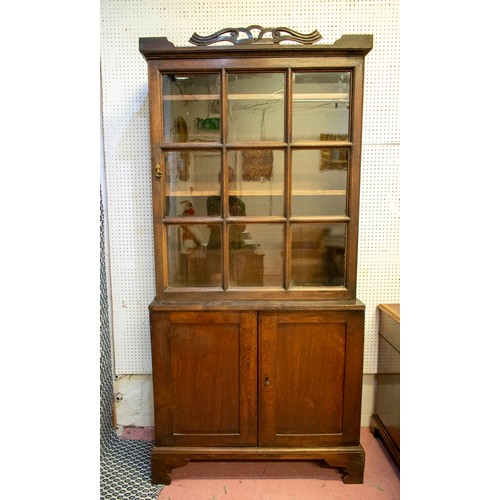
[149,302,365,484]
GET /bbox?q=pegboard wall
[100,0,400,374]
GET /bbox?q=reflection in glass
[291,149,348,216]
[166,224,222,287]
[292,72,350,142]
[227,149,284,216]
[229,223,284,288]
[228,73,285,142]
[207,174,246,249]
[164,150,221,217]
[162,73,220,143]
[291,223,346,286]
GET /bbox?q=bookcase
[139,30,373,484]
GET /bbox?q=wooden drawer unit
[370,303,400,466]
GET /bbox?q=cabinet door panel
[150,310,257,446]
[259,310,364,447]
[275,322,345,434]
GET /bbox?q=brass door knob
[155,164,163,179]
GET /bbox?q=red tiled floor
[123,427,400,499]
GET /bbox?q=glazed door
[150,310,258,446]
[258,310,364,447]
[150,62,362,301]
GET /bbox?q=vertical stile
[221,68,229,290]
[283,68,294,290]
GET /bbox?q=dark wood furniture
[370,303,400,466]
[139,32,373,485]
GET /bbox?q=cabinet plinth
[151,445,365,485]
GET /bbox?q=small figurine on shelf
[181,200,195,216]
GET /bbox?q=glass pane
[228,73,285,142]
[229,224,284,288]
[291,149,348,216]
[166,224,222,287]
[162,73,220,143]
[227,150,284,216]
[291,223,346,286]
[164,150,221,217]
[292,72,350,142]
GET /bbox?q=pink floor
[123,427,400,499]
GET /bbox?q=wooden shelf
[294,93,349,100]
[162,93,349,101]
[163,94,220,101]
[168,189,347,197]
